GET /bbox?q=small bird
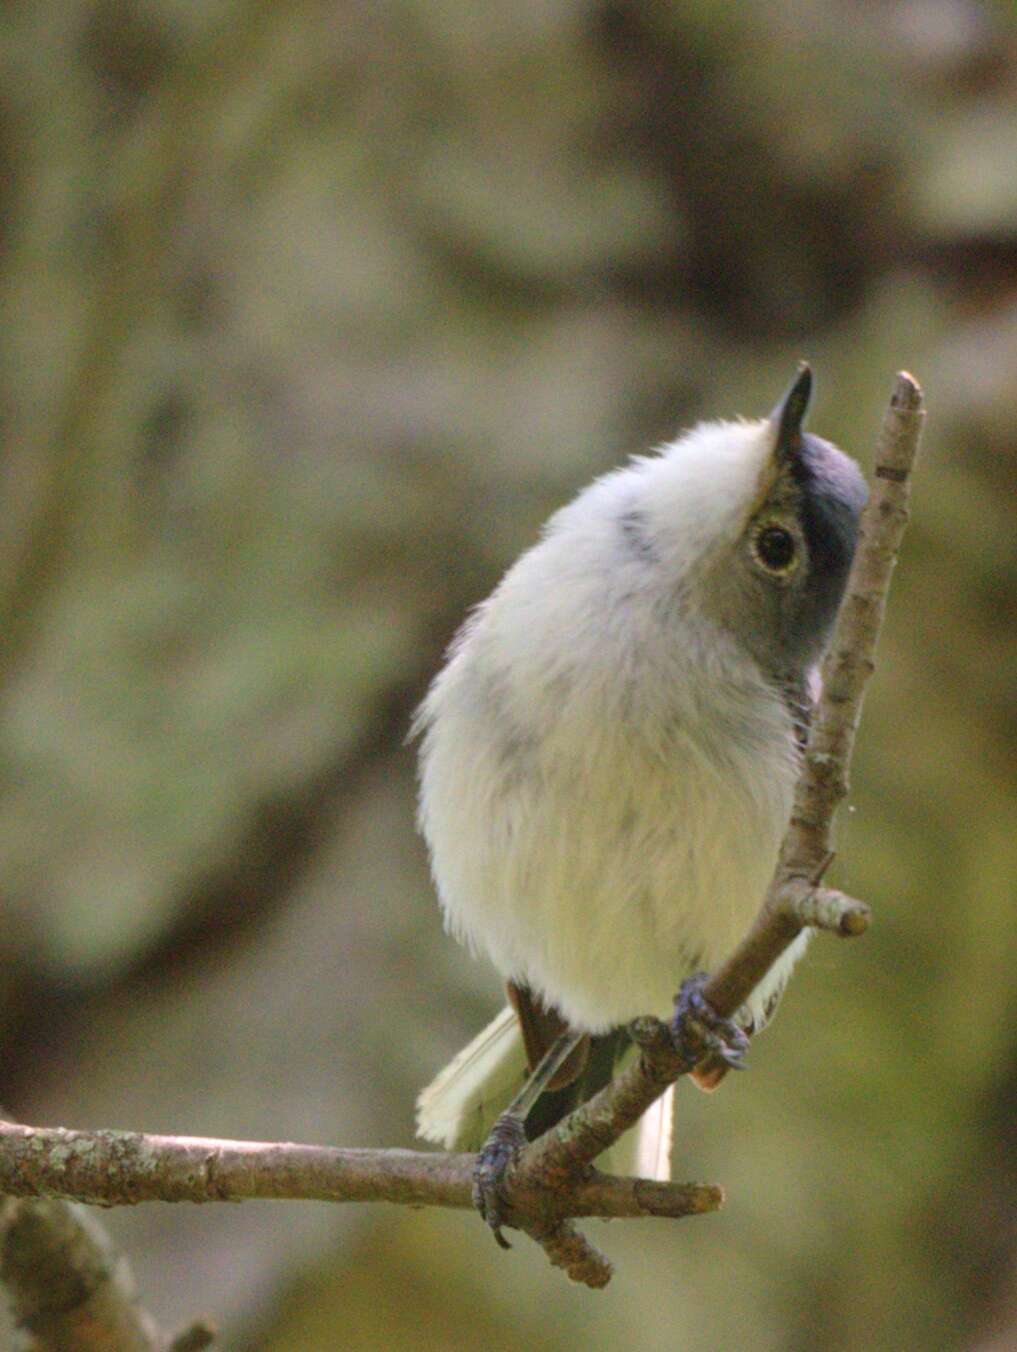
[414,366,866,1224]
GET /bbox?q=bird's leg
[473,1029,586,1247]
[671,972,749,1074]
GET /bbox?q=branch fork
[0,374,924,1324]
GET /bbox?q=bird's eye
[752,523,798,576]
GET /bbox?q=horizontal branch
[0,1122,721,1224]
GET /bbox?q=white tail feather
[417,1007,673,1181]
[594,1046,674,1182]
[416,1006,527,1151]
[631,1084,674,1181]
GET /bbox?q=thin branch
[0,1122,720,1224]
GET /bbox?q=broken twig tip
[536,1221,614,1289]
[792,887,871,936]
[697,1183,725,1212]
[839,905,871,937]
[892,371,923,409]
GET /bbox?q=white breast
[416,501,806,1035]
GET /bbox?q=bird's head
[633,365,868,682]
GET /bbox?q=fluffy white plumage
[412,391,873,1176]
[416,418,808,1037]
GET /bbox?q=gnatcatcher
[414,366,866,1236]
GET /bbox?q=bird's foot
[671,972,749,1073]
[473,1112,527,1248]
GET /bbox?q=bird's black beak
[771,363,812,464]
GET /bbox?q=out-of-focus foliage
[1,1,1016,1348]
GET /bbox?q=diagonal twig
[506,372,925,1282]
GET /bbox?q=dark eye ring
[752,523,798,575]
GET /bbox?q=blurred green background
[2,1,1016,1348]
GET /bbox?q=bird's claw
[473,1112,527,1248]
[671,972,749,1072]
